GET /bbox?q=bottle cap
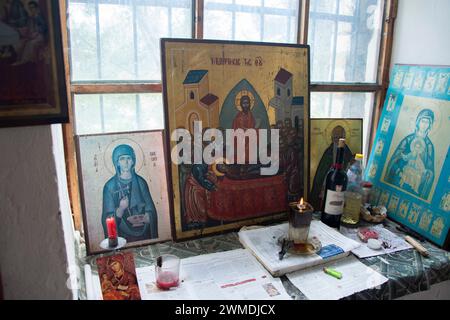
[362,181,373,188]
[338,138,346,148]
[355,154,364,159]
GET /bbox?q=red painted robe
[102,271,141,300]
[232,111,257,164]
[184,174,208,224]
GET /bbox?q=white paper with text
[286,255,388,300]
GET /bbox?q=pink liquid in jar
[156,271,179,290]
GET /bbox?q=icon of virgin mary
[384,109,435,199]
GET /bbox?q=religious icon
[161,39,310,240]
[76,130,172,255]
[393,70,404,88]
[398,200,410,218]
[423,72,437,92]
[96,252,141,300]
[403,71,414,89]
[384,109,435,199]
[386,94,397,112]
[440,192,450,211]
[309,119,362,210]
[419,210,433,231]
[0,0,68,127]
[381,118,391,132]
[435,73,449,94]
[387,195,400,214]
[431,217,445,238]
[368,163,378,179]
[412,71,426,91]
[102,144,158,242]
[367,64,450,248]
[408,204,421,224]
[375,139,384,155]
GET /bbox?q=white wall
[391,0,450,66]
[0,124,76,299]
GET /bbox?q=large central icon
[162,39,310,240]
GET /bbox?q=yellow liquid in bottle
[342,192,361,225]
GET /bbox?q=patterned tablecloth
[76,218,450,300]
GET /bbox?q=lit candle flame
[296,197,306,211]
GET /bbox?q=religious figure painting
[309,119,362,210]
[366,64,450,248]
[76,130,172,255]
[383,108,436,199]
[0,0,68,127]
[161,39,310,240]
[96,252,141,300]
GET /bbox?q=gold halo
[211,157,229,177]
[235,90,255,111]
[323,120,351,144]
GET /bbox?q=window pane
[68,2,99,80]
[311,92,374,157]
[99,3,134,80]
[204,9,233,40]
[235,12,261,41]
[74,93,164,135]
[264,14,289,43]
[204,0,299,43]
[315,0,338,14]
[68,0,192,82]
[308,0,384,83]
[136,5,169,81]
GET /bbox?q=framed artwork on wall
[0,0,68,127]
[309,118,363,210]
[161,38,310,240]
[76,130,172,255]
[366,64,450,248]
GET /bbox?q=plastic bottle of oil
[341,154,364,225]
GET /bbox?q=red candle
[106,217,117,239]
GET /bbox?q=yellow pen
[323,267,342,279]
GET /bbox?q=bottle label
[324,189,345,215]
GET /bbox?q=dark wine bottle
[320,138,348,229]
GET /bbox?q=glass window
[68,0,192,82]
[308,0,384,83]
[64,0,391,232]
[74,93,164,135]
[204,0,299,43]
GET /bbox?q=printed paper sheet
[287,255,388,300]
